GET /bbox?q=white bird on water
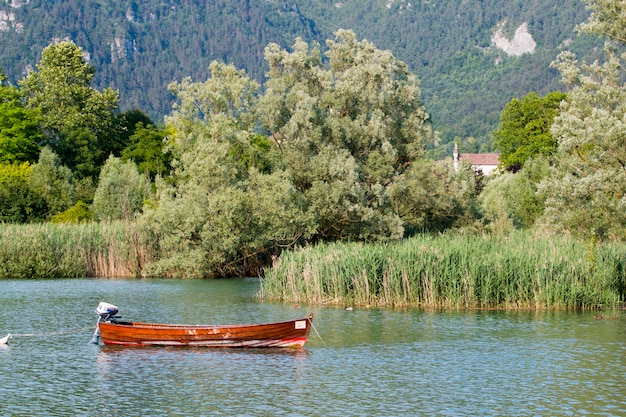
[0,334,11,345]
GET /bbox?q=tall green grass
[0,222,150,278]
[260,233,626,310]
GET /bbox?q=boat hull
[98,314,313,348]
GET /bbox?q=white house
[453,143,500,175]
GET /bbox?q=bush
[51,201,93,223]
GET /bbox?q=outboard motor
[96,302,119,319]
[91,302,120,344]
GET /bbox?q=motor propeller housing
[96,302,119,318]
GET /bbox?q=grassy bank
[260,233,626,310]
[3,222,625,311]
[0,222,149,278]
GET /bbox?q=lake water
[0,278,624,416]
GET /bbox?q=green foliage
[51,201,93,224]
[539,1,626,241]
[92,156,150,221]
[259,30,431,241]
[480,157,550,232]
[388,160,479,234]
[19,41,120,178]
[142,61,312,277]
[0,162,47,223]
[29,146,75,217]
[495,91,566,171]
[0,83,42,164]
[261,232,625,309]
[227,133,276,175]
[121,122,172,179]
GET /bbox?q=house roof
[459,153,500,166]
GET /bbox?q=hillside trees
[19,41,121,179]
[0,0,602,150]
[538,0,626,240]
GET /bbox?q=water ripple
[0,279,624,416]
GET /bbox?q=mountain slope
[0,0,598,152]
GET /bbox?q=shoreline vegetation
[260,232,626,311]
[1,222,624,311]
[0,222,150,279]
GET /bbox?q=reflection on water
[94,345,313,415]
[0,278,624,416]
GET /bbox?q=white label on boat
[295,320,306,330]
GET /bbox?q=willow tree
[142,62,312,278]
[143,32,436,277]
[259,30,432,242]
[538,0,626,240]
[29,147,74,217]
[92,156,150,222]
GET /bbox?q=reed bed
[0,222,150,278]
[261,233,626,310]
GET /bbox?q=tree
[0,162,47,223]
[113,109,156,165]
[121,122,172,179]
[29,146,75,218]
[19,41,120,178]
[494,91,566,172]
[92,156,150,221]
[51,201,93,224]
[143,32,436,276]
[142,62,311,277]
[480,157,550,232]
[0,70,42,164]
[259,30,432,241]
[388,159,479,234]
[577,0,626,44]
[538,0,626,240]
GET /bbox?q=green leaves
[121,122,172,179]
[494,91,566,172]
[0,84,41,164]
[29,147,74,216]
[260,30,431,241]
[92,156,150,222]
[20,41,120,178]
[539,1,626,241]
[0,162,47,223]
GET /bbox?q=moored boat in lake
[92,302,313,348]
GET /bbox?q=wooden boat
[93,302,313,348]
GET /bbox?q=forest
[0,0,602,156]
[0,0,625,309]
